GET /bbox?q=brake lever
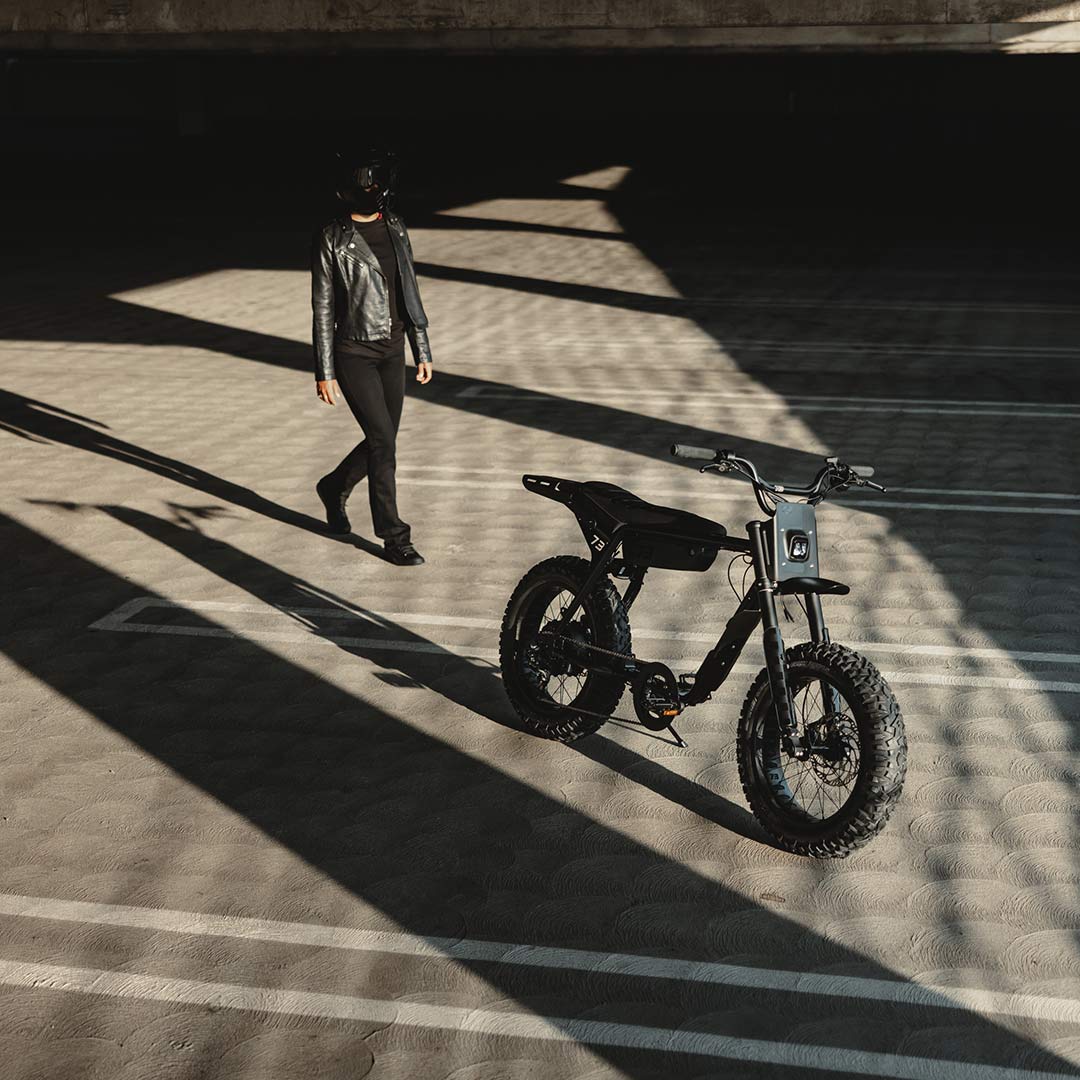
[842,473,887,494]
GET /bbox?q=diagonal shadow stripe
[2,506,1076,1077]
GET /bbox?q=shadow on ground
[2,505,1074,1076]
[2,118,1080,1074]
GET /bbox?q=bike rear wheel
[499,555,630,742]
[737,641,906,858]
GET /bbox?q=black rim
[511,581,599,713]
[753,667,863,826]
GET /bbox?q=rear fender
[522,474,579,505]
[522,475,609,557]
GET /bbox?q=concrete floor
[1,163,1080,1079]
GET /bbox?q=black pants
[325,346,410,545]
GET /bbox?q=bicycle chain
[535,631,697,691]
[535,629,636,664]
[532,631,683,727]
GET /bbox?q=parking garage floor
[2,160,1080,1079]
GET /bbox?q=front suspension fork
[806,592,843,715]
[748,522,806,756]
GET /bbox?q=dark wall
[2,51,1077,224]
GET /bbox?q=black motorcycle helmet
[335,147,399,215]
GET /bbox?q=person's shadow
[1,388,388,559]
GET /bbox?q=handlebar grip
[851,465,875,478]
[671,444,721,462]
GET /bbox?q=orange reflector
[662,708,679,716]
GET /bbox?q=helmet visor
[354,157,396,193]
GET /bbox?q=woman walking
[311,147,433,566]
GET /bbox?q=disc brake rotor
[804,712,860,786]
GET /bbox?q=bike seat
[575,481,727,545]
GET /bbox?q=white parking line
[3,891,1079,1027]
[689,294,1080,317]
[830,498,1080,516]
[387,475,1080,516]
[89,600,1080,694]
[1,959,1071,1079]
[452,388,1080,407]
[397,465,1080,505]
[476,398,1080,418]
[882,671,1080,693]
[454,385,1080,419]
[97,599,1080,668]
[890,487,1080,502]
[452,338,1080,360]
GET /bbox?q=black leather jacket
[311,211,432,382]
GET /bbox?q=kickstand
[666,724,687,748]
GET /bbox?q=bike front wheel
[737,641,907,858]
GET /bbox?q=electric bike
[499,445,907,858]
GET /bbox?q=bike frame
[551,511,845,753]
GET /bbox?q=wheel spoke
[737,645,906,856]
[790,762,812,803]
[516,584,597,711]
[766,673,864,823]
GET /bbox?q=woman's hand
[416,363,433,385]
[316,379,341,405]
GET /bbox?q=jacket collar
[341,211,387,228]
[338,209,402,231]
[337,215,382,270]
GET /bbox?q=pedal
[678,673,710,703]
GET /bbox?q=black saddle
[575,481,728,545]
[523,475,727,548]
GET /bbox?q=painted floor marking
[98,598,1080,668]
[686,294,1080,317]
[478,398,1080,417]
[90,600,1080,694]
[2,960,1073,1079]
[1,891,1077,1025]
[454,385,1080,419]
[890,487,1080,502]
[396,465,1080,504]
[4,892,1080,1043]
[453,388,1080,409]
[383,476,1080,516]
[451,338,1080,360]
[834,498,1080,516]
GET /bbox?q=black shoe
[384,541,425,566]
[316,475,351,534]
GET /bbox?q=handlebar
[668,443,885,515]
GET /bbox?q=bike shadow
[41,496,770,848]
[571,734,768,844]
